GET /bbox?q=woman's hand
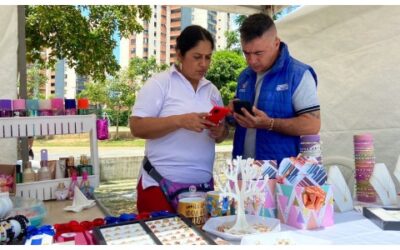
[178,112,214,132]
[208,121,229,143]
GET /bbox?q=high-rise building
[120,5,231,68]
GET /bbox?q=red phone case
[206,106,231,125]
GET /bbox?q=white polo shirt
[131,65,223,189]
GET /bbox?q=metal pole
[18,5,29,166]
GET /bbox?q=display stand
[0,114,99,200]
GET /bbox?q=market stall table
[42,200,105,225]
[279,210,400,245]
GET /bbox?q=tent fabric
[276,5,400,188]
[0,6,18,163]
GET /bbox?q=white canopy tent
[1,5,400,187]
[276,5,400,188]
[0,6,18,163]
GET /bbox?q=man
[231,13,321,164]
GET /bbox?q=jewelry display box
[92,214,217,245]
[363,207,400,230]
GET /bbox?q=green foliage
[234,15,247,26]
[206,51,246,105]
[220,81,238,105]
[26,62,47,99]
[105,109,130,126]
[127,57,168,84]
[206,50,246,89]
[25,5,152,81]
[224,30,240,51]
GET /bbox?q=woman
[130,25,228,213]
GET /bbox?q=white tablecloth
[279,210,400,245]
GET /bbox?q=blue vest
[232,42,317,164]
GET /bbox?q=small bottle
[55,182,68,200]
[15,164,23,184]
[38,99,53,116]
[79,171,94,199]
[68,172,79,200]
[12,99,27,117]
[77,98,89,115]
[64,99,77,115]
[51,98,64,116]
[77,155,93,176]
[0,99,13,117]
[23,161,36,183]
[38,149,51,181]
[26,99,39,117]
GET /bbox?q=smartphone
[233,100,254,116]
[206,106,231,125]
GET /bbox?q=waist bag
[142,157,214,211]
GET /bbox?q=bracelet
[0,223,6,242]
[268,118,275,131]
[13,215,29,240]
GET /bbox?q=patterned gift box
[243,179,277,218]
[276,183,334,229]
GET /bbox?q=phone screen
[233,100,254,115]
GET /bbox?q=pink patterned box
[276,184,334,229]
[244,179,277,218]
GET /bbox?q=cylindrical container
[51,98,64,116]
[77,98,89,115]
[38,149,51,181]
[300,134,322,164]
[206,190,230,217]
[353,133,376,202]
[15,164,23,184]
[23,161,36,183]
[0,192,13,219]
[26,99,39,117]
[38,99,53,116]
[177,191,206,226]
[12,99,27,117]
[0,99,13,117]
[65,99,77,115]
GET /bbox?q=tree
[127,57,168,84]
[25,5,152,81]
[206,50,246,104]
[26,62,47,99]
[224,30,240,51]
[105,70,136,139]
[77,80,108,116]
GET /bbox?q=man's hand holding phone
[230,99,272,130]
[233,100,254,116]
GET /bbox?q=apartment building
[120,5,231,69]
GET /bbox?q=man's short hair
[239,13,275,43]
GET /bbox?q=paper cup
[206,191,230,217]
[177,196,206,225]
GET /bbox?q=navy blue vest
[232,42,317,164]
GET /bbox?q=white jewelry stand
[64,186,96,213]
[327,165,353,212]
[369,163,397,206]
[394,155,400,186]
[216,156,269,234]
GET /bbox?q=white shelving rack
[0,114,99,200]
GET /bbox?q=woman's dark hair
[240,13,275,43]
[176,25,215,56]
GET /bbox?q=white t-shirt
[131,65,223,189]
